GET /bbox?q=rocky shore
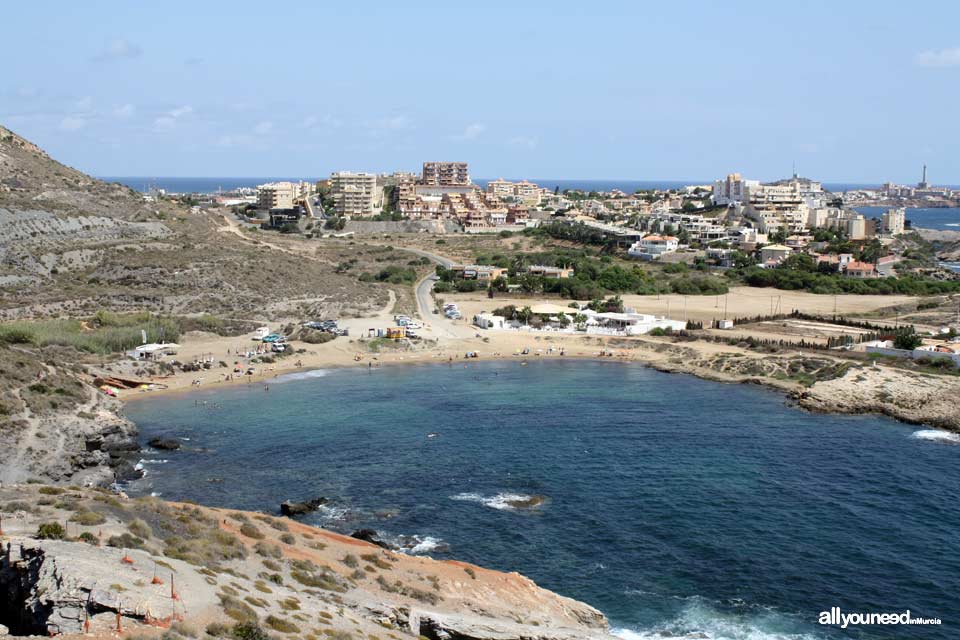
[0,484,614,640]
[0,346,143,488]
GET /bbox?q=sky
[2,1,959,183]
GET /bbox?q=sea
[125,360,960,640]
[101,176,895,197]
[854,206,960,233]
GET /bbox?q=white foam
[944,223,960,227]
[408,535,445,554]
[137,458,169,465]
[271,369,332,384]
[612,599,825,639]
[912,429,960,444]
[314,504,348,521]
[450,492,543,511]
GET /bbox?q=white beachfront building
[473,307,686,336]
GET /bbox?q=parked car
[262,334,285,343]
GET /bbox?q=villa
[448,264,507,281]
[628,235,680,260]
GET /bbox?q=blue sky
[2,1,958,183]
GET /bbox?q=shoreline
[114,330,960,434]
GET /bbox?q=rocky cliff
[0,345,140,487]
[0,484,614,640]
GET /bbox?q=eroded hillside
[0,125,391,320]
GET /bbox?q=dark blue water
[101,176,908,196]
[125,361,959,640]
[854,207,960,232]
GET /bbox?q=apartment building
[882,208,906,235]
[744,184,809,234]
[713,173,760,206]
[330,171,381,216]
[421,162,470,186]
[824,209,867,240]
[257,181,309,210]
[484,178,543,206]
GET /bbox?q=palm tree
[517,306,533,325]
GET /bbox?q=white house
[628,235,680,260]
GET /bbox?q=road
[398,248,454,319]
[388,247,467,337]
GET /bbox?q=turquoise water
[125,361,960,639]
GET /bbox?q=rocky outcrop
[0,485,616,640]
[795,364,960,432]
[0,346,140,487]
[280,497,327,516]
[351,528,395,550]
[147,437,181,451]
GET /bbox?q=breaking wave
[911,429,960,444]
[390,534,448,555]
[612,598,824,639]
[450,492,546,511]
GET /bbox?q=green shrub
[70,510,106,526]
[37,522,66,539]
[78,531,98,545]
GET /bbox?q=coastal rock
[350,528,394,550]
[280,497,327,516]
[147,437,181,451]
[504,494,547,509]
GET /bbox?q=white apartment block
[713,173,760,206]
[744,184,808,234]
[484,178,542,205]
[330,172,381,216]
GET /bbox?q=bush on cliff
[36,522,66,539]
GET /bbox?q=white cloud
[217,134,255,147]
[74,96,93,110]
[507,135,538,149]
[797,142,819,153]
[372,115,409,130]
[94,38,143,61]
[154,105,193,130]
[454,123,485,141]
[59,116,86,131]
[303,114,342,130]
[915,47,960,67]
[113,104,135,118]
[253,120,274,135]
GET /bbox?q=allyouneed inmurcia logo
[819,607,942,629]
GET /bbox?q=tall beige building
[257,182,298,209]
[421,162,470,186]
[330,172,381,216]
[882,208,905,235]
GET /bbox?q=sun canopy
[530,303,575,315]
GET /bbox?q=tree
[893,331,923,350]
[573,313,587,330]
[517,306,534,325]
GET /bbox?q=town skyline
[3,1,960,182]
